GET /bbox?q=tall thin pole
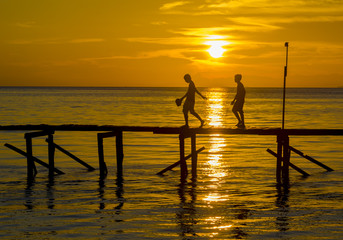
[282,42,289,130]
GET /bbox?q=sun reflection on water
[202,90,235,233]
[206,90,226,127]
[203,193,230,202]
[203,90,230,197]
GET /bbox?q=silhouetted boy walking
[231,74,245,128]
[178,74,207,128]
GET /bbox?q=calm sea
[0,87,342,239]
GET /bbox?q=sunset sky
[1,0,343,87]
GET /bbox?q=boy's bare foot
[199,120,205,128]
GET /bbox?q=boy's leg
[183,108,189,126]
[190,110,205,127]
[233,109,241,125]
[239,111,245,125]
[191,110,202,121]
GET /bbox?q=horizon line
[1,86,343,89]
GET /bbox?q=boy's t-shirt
[186,81,196,103]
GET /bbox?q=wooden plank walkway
[1,124,343,135]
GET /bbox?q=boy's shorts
[183,101,195,112]
[232,100,244,112]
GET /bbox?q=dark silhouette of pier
[1,124,342,186]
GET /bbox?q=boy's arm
[231,90,238,105]
[231,97,236,105]
[180,84,191,101]
[195,88,207,100]
[180,92,187,101]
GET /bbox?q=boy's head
[184,74,191,83]
[234,74,242,83]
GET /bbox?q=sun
[208,44,226,58]
[204,39,230,59]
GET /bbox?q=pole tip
[285,42,289,47]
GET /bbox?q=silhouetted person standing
[231,74,245,128]
[178,74,207,128]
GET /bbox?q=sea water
[0,87,342,239]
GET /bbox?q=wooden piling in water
[282,134,290,186]
[156,147,205,175]
[25,135,36,179]
[97,133,108,177]
[191,134,197,179]
[268,133,333,183]
[25,130,54,178]
[176,130,204,180]
[275,133,291,186]
[289,146,333,172]
[47,134,55,178]
[179,134,187,180]
[97,131,124,177]
[276,135,283,184]
[46,139,95,171]
[267,148,310,177]
[4,143,64,175]
[116,131,124,176]
[1,124,341,183]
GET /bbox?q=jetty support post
[276,133,290,186]
[282,134,290,186]
[47,133,55,178]
[116,131,124,176]
[156,146,205,175]
[179,133,187,180]
[154,126,206,177]
[25,135,36,179]
[289,146,333,172]
[179,131,199,180]
[4,143,64,175]
[276,134,282,184]
[97,131,124,177]
[97,133,108,177]
[191,133,197,179]
[267,148,310,177]
[25,130,55,179]
[45,138,95,171]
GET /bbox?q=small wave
[70,106,84,108]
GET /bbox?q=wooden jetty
[1,124,342,186]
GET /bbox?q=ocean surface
[0,87,342,239]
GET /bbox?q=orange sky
[1,0,343,87]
